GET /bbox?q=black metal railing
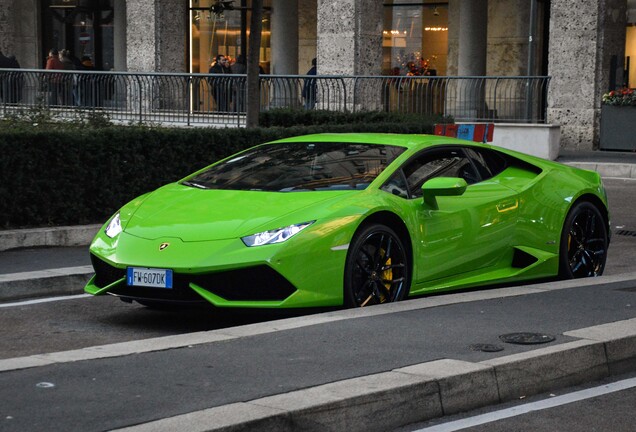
[0,69,550,126]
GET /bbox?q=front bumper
[85,225,352,308]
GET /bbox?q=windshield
[182,142,405,192]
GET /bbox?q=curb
[111,318,636,432]
[0,224,100,252]
[562,161,636,179]
[0,266,93,302]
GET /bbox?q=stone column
[1,0,39,69]
[316,0,382,111]
[271,0,299,107]
[271,0,298,75]
[0,0,15,57]
[457,0,487,76]
[126,0,187,72]
[298,0,317,75]
[547,0,626,150]
[125,0,187,116]
[488,0,530,76]
[447,0,459,76]
[453,0,488,120]
[113,0,127,71]
[1,0,39,105]
[316,0,382,76]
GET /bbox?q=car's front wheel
[344,224,410,307]
[559,201,608,278]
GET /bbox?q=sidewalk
[557,149,636,179]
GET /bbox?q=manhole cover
[470,343,504,352]
[499,332,555,345]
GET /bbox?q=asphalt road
[604,178,636,276]
[398,372,636,432]
[2,280,636,431]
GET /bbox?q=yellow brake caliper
[360,248,393,307]
[379,250,392,303]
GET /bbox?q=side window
[464,148,508,181]
[381,171,409,198]
[403,148,480,198]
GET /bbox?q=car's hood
[124,183,353,241]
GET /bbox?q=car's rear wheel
[344,224,410,307]
[559,201,608,279]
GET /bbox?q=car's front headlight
[105,213,122,238]
[242,221,314,247]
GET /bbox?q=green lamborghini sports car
[85,133,610,309]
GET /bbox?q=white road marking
[414,377,636,432]
[0,294,91,308]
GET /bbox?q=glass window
[381,170,409,198]
[390,147,479,198]
[464,147,508,180]
[183,142,406,192]
[41,0,114,70]
[627,26,636,88]
[189,0,271,74]
[383,1,448,76]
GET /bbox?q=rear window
[182,142,406,192]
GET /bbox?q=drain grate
[616,229,636,237]
[470,343,504,353]
[499,332,555,345]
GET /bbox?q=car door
[383,146,519,286]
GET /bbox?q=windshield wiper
[182,180,208,189]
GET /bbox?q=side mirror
[421,177,468,209]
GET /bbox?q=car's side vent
[512,248,539,269]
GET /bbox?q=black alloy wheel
[344,224,410,307]
[559,201,608,278]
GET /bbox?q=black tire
[559,201,608,279]
[344,223,410,307]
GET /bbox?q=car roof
[270,133,480,150]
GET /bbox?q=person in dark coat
[0,49,22,103]
[208,54,232,112]
[0,50,12,102]
[230,55,247,112]
[302,58,317,110]
[0,49,12,68]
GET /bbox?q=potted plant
[600,88,636,151]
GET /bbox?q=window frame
[381,145,507,200]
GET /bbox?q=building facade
[0,0,632,150]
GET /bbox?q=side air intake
[512,247,539,269]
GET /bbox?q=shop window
[383,1,448,76]
[189,0,271,74]
[627,25,636,88]
[41,0,114,70]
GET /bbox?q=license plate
[127,267,173,289]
